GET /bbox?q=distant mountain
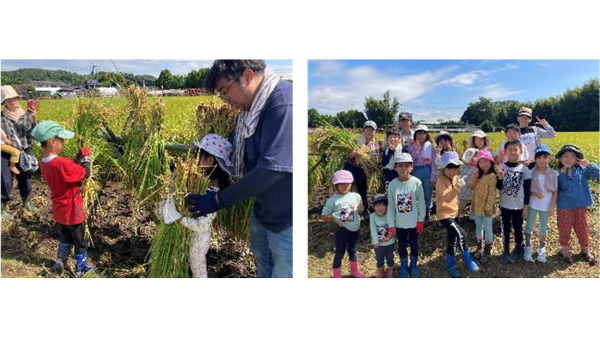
[0,68,157,87]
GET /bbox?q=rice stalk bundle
[148,153,211,278]
[120,85,170,207]
[309,126,379,176]
[195,97,239,137]
[367,171,384,195]
[215,198,254,243]
[71,99,116,242]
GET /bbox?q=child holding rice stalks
[159,134,233,278]
[321,170,365,278]
[31,121,95,276]
[310,124,379,216]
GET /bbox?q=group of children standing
[321,108,599,278]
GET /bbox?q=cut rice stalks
[148,152,211,278]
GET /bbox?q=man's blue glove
[186,190,222,217]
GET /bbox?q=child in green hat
[31,121,95,276]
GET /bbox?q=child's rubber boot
[501,246,510,264]
[523,246,533,262]
[410,256,420,278]
[332,267,342,278]
[445,254,460,278]
[462,250,479,272]
[74,252,95,276]
[52,242,73,273]
[472,240,483,260]
[481,243,492,264]
[509,244,523,264]
[22,196,37,213]
[1,202,14,221]
[349,261,366,278]
[376,267,384,278]
[386,265,395,278]
[398,257,409,278]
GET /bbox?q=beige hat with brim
[1,85,20,104]
[518,107,532,118]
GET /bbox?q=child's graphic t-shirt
[322,192,362,231]
[369,213,395,246]
[386,176,425,229]
[499,163,532,210]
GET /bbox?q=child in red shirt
[31,121,94,276]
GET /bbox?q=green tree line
[461,79,599,132]
[1,67,212,89]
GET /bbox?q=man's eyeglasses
[217,79,237,100]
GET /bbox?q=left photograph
[0,59,293,278]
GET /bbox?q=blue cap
[534,144,552,155]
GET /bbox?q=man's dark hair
[505,123,521,134]
[204,60,266,91]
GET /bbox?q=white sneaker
[537,247,547,263]
[524,246,533,261]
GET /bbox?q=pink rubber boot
[349,261,366,278]
[333,267,342,278]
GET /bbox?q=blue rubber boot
[410,256,420,278]
[445,254,460,278]
[462,249,480,272]
[52,242,73,273]
[74,252,95,276]
[398,257,409,278]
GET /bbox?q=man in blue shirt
[187,60,293,278]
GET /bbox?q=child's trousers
[526,207,550,237]
[58,223,88,254]
[396,228,418,258]
[500,207,524,250]
[474,215,494,243]
[439,218,468,256]
[375,244,395,268]
[1,144,20,164]
[333,226,360,268]
[557,208,589,250]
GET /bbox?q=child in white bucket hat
[321,169,365,278]
[161,134,233,278]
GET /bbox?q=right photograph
[308,59,600,278]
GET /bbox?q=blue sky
[309,60,599,122]
[1,59,293,80]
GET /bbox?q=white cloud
[539,62,551,67]
[309,64,463,115]
[309,60,346,78]
[479,84,524,100]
